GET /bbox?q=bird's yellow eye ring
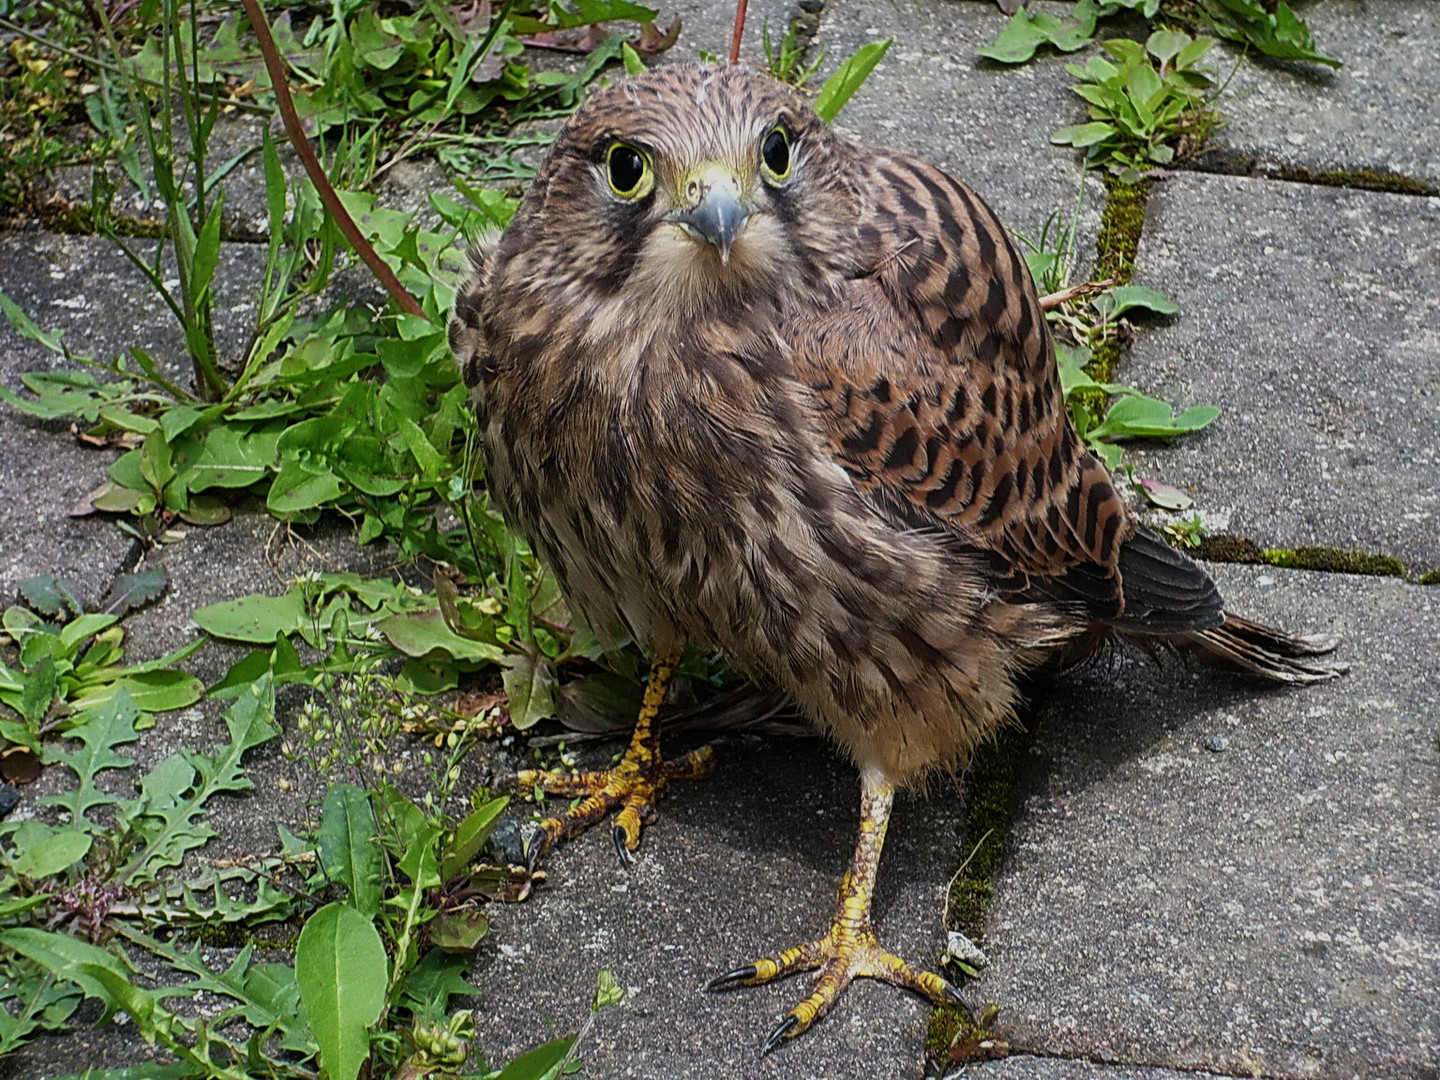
[606,142,653,200]
[760,126,792,183]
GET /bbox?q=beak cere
[670,169,752,264]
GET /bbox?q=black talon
[760,1015,799,1056]
[705,965,757,992]
[945,981,976,1015]
[612,825,636,869]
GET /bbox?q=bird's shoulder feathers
[789,149,1220,631]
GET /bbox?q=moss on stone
[1073,175,1152,414]
[1197,534,1412,578]
[1418,570,1440,587]
[1270,165,1438,198]
[1196,534,1267,564]
[947,725,1027,943]
[1262,546,1407,577]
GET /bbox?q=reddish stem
[729,0,748,65]
[238,0,428,321]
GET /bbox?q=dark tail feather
[1170,614,1348,684]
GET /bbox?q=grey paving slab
[814,0,1102,244]
[948,1058,1231,1080]
[0,231,267,603]
[1206,0,1440,191]
[982,564,1439,1080]
[1122,172,1440,574]
[469,736,962,1080]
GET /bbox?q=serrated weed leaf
[115,677,277,888]
[39,691,141,829]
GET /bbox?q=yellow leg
[514,649,713,867]
[708,767,963,1053]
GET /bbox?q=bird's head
[492,64,862,332]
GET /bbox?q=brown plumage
[449,63,1342,1051]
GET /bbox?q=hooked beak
[667,167,751,264]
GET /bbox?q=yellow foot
[514,743,713,868]
[708,769,966,1054]
[511,649,713,868]
[708,917,963,1053]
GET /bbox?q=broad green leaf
[99,568,168,617]
[492,1035,578,1080]
[976,11,1050,64]
[1092,284,1180,319]
[9,822,91,880]
[374,608,505,663]
[318,783,383,917]
[18,575,85,619]
[814,39,891,123]
[175,424,282,491]
[295,903,388,1080]
[1091,395,1220,441]
[396,949,481,1024]
[430,909,489,951]
[501,648,557,730]
[1146,29,1190,65]
[1052,122,1115,148]
[67,669,205,715]
[19,655,56,724]
[440,796,509,880]
[267,459,346,514]
[192,591,309,643]
[0,928,129,1003]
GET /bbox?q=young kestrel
[448,63,1341,1052]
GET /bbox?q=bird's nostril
[687,180,702,202]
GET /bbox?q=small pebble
[1256,574,1277,590]
[1203,735,1230,752]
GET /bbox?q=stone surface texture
[470,737,963,1080]
[1124,174,1440,574]
[984,565,1438,1080]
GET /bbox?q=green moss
[925,1004,970,1059]
[1196,534,1267,564]
[1261,545,1406,577]
[1418,570,1440,587]
[1075,175,1152,411]
[1094,175,1151,290]
[1270,165,1438,198]
[948,725,1027,943]
[925,1000,1005,1068]
[1197,535,1412,578]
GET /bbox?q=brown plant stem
[729,0,748,65]
[237,0,428,320]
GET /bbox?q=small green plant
[0,571,203,757]
[0,672,609,1079]
[1200,0,1340,69]
[762,18,823,89]
[1052,31,1219,181]
[1057,343,1219,469]
[978,0,1338,70]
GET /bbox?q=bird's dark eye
[761,127,792,182]
[606,143,652,200]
